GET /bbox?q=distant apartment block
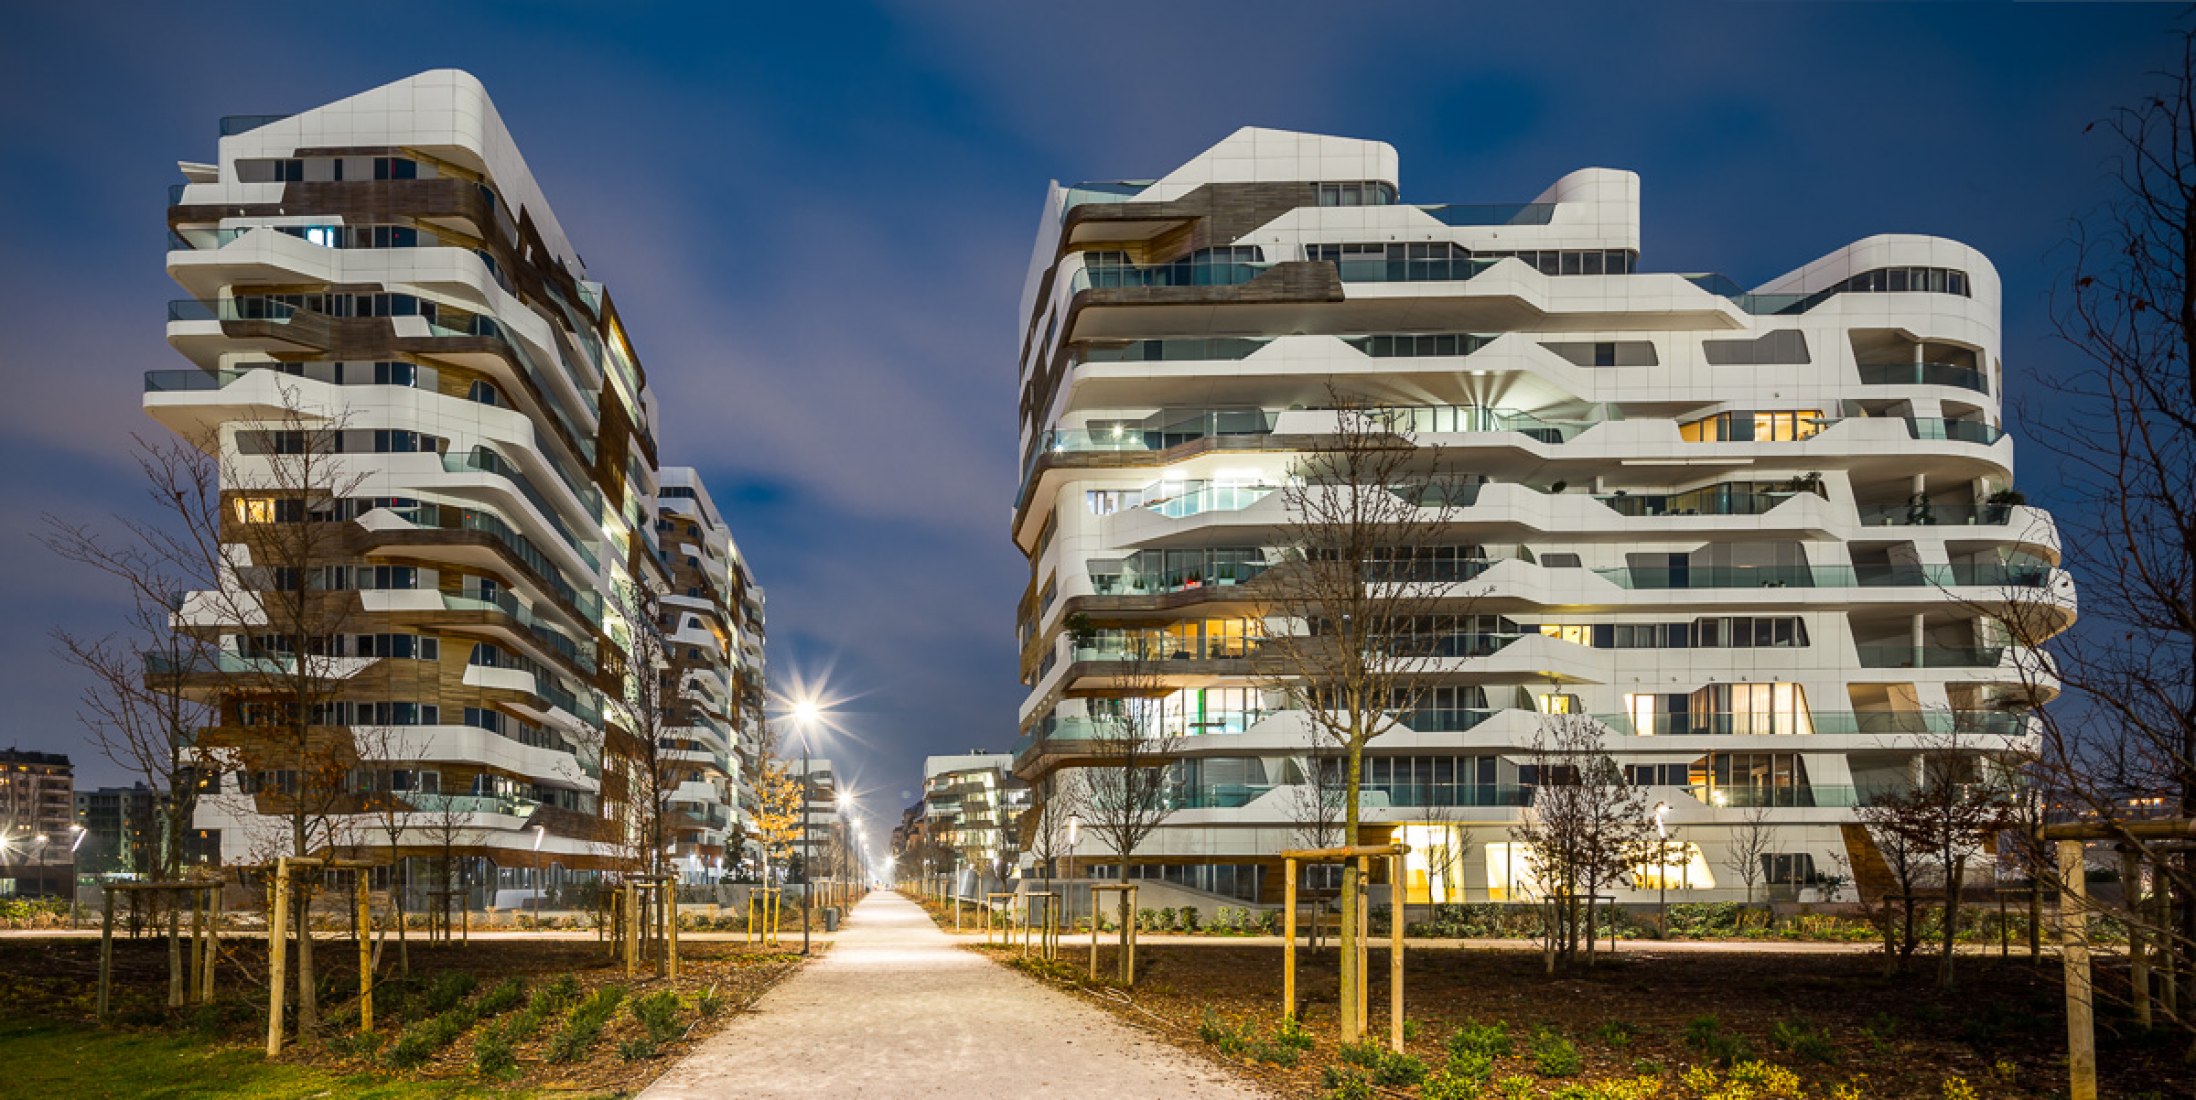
[1,749,76,897]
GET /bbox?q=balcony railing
[1855,645,2007,669]
[1682,785,1865,808]
[1595,487,1810,518]
[1594,562,2051,590]
[1090,552,1273,596]
[1331,256,1499,283]
[1856,502,2018,527]
[1593,709,2028,737]
[1859,361,1988,393]
[1417,203,1557,227]
[1367,782,1535,807]
[1362,405,1594,443]
[1906,418,2005,445]
[1069,260,1271,293]
[406,792,539,819]
[1140,483,1279,519]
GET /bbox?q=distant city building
[920,753,1030,882]
[1,749,76,897]
[1010,127,2072,905]
[72,783,221,877]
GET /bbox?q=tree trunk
[295,881,318,1034]
[1939,856,1965,990]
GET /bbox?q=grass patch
[0,1016,526,1098]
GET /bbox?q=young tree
[607,574,694,883]
[1724,802,1777,915]
[1076,636,1180,980]
[752,755,805,885]
[1512,714,1653,971]
[1258,391,1475,1035]
[1858,731,2019,990]
[1022,774,1083,896]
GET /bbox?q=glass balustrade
[1854,645,2007,669]
[1364,405,1594,443]
[1069,259,1270,292]
[1331,256,1498,283]
[1417,203,1557,227]
[1905,418,2005,445]
[1592,710,2028,737]
[1855,502,2018,526]
[1595,561,2051,589]
[1858,361,1989,393]
[1595,487,1811,518]
[1367,782,1535,807]
[405,792,539,818]
[1139,483,1279,518]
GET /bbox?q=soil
[971,938,2195,1099]
[0,932,810,1096]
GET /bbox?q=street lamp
[790,697,826,955]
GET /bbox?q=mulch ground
[0,932,810,1095]
[968,937,2193,1099]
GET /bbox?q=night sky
[0,2,2177,846]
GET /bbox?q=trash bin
[823,907,841,932]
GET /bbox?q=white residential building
[146,70,766,894]
[1010,127,2075,907]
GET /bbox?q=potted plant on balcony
[1982,488,2025,524]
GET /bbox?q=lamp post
[792,699,821,955]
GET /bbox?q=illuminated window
[1536,693,1579,714]
[1631,842,1715,890]
[1679,411,1825,442]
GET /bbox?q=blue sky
[0,2,2177,841]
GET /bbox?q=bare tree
[2006,25,2196,1034]
[1858,729,2021,990]
[1022,774,1083,895]
[1287,731,1347,853]
[752,753,804,885]
[1724,802,1776,913]
[608,574,694,883]
[1257,391,1476,1036]
[1511,714,1653,971]
[1076,636,1181,980]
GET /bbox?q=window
[1315,181,1397,206]
[372,156,418,180]
[1763,853,1819,885]
[233,496,304,524]
[1678,410,1825,443]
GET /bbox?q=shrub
[1728,1060,1803,1097]
[1373,1049,1428,1087]
[1275,1013,1315,1051]
[1422,1070,1482,1100]
[1445,1048,1496,1088]
[618,1037,659,1061]
[696,986,725,1018]
[1321,1064,1374,1100]
[1256,908,1283,934]
[1941,1078,1978,1100]
[473,1028,516,1076]
[1767,1017,1837,1064]
[425,970,478,1013]
[477,977,526,1017]
[1596,1020,1637,1047]
[1529,1028,1582,1077]
[387,1010,468,1069]
[548,985,627,1062]
[1449,1019,1514,1060]
[1179,905,1200,932]
[1158,907,1178,931]
[631,990,684,1044]
[1199,1008,1250,1056]
[1496,1076,1536,1100]
[1683,1015,1754,1067]
[1137,908,1157,931]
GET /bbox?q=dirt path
[641,891,1267,1099]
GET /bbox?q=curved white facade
[1011,127,2073,906]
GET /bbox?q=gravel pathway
[641,891,1267,1099]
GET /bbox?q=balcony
[1594,709,2028,737]
[1594,561,2051,590]
[1416,203,1556,227]
[1364,405,1596,444]
[1069,258,1270,293]
[1855,502,2017,527]
[1683,785,1865,809]
[1139,481,1280,519]
[1855,645,2007,669]
[406,792,540,819]
[1037,410,1277,460]
[1858,361,1988,394]
[1089,549,1273,596]
[440,592,598,674]
[1596,486,1813,518]
[1330,256,1498,283]
[1367,782,1534,807]
[1905,418,2005,446]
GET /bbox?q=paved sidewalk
[641,891,1267,1099]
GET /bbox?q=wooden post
[97,887,115,1023]
[189,889,205,1004]
[1389,853,1404,1053]
[356,874,374,1034]
[2154,855,2179,1020]
[167,897,184,1009]
[1356,856,1370,1037]
[1125,884,1138,986]
[1089,896,1100,979]
[1283,858,1298,1020]
[200,885,218,1003]
[624,882,639,978]
[667,881,681,980]
[268,860,291,1058]
[2058,840,2096,1100]
[2122,849,2149,1029]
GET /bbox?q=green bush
[1199,1008,1250,1056]
[1422,1069,1483,1100]
[473,1028,516,1076]
[1179,905,1200,932]
[1374,1049,1428,1087]
[1528,1028,1581,1077]
[548,985,627,1063]
[1337,1039,1384,1068]
[1449,1019,1514,1060]
[631,990,684,1045]
[1495,1077,1536,1100]
[1321,1064,1374,1100]
[476,977,526,1017]
[1769,1017,1838,1064]
[1595,1020,1636,1047]
[1683,1014,1755,1067]
[696,986,725,1018]
[618,1036,659,1061]
[425,971,479,1013]
[387,1011,468,1069]
[1275,1013,1315,1051]
[1445,1048,1496,1088]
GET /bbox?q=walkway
[641,891,1266,1099]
